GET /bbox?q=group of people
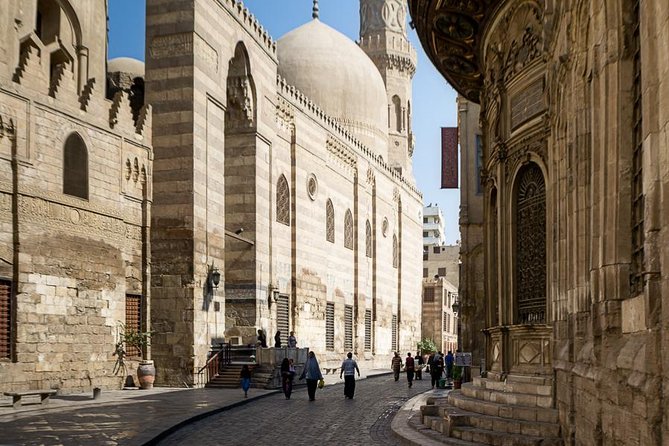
[391,350,455,389]
[239,350,362,401]
[256,329,298,348]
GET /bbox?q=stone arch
[226,41,256,130]
[512,162,546,324]
[63,132,88,200]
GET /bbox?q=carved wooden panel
[276,175,290,226]
[515,164,546,324]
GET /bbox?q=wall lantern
[209,266,221,289]
[451,298,460,316]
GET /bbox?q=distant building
[422,204,445,247]
[421,277,457,354]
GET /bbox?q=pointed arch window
[63,133,88,200]
[276,175,290,225]
[392,234,398,268]
[515,164,546,324]
[344,209,354,250]
[391,95,402,132]
[365,220,372,258]
[326,199,335,243]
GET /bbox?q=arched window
[392,234,398,268]
[344,209,354,250]
[326,199,335,243]
[515,164,546,324]
[63,133,88,199]
[276,175,290,225]
[391,95,402,132]
[365,220,372,258]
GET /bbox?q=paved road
[156,374,433,446]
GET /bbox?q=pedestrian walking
[405,352,415,388]
[339,352,360,399]
[445,350,454,379]
[429,352,443,389]
[299,351,323,401]
[280,357,295,399]
[257,329,268,348]
[288,331,297,348]
[274,330,282,348]
[415,351,425,380]
[240,364,252,398]
[391,352,403,382]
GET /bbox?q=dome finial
[312,0,319,20]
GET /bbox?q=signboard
[441,127,458,189]
[455,352,472,367]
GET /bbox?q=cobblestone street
[156,374,432,446]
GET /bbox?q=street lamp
[209,266,221,289]
[451,296,460,316]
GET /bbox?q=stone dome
[277,19,388,158]
[107,57,145,77]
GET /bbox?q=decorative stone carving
[360,0,407,36]
[226,76,255,129]
[326,136,357,169]
[306,174,318,201]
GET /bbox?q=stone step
[407,412,487,446]
[422,397,560,438]
[451,426,563,446]
[472,377,552,397]
[484,372,552,387]
[448,391,559,424]
[461,383,553,408]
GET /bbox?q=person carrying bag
[299,351,324,401]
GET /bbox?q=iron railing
[196,342,231,387]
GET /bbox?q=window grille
[344,305,353,350]
[423,268,428,278]
[391,314,398,351]
[364,309,372,351]
[276,175,290,225]
[365,220,372,258]
[444,311,449,332]
[392,234,398,268]
[515,164,546,324]
[631,0,644,295]
[438,267,446,277]
[344,209,354,250]
[326,199,335,243]
[0,280,11,360]
[125,294,142,357]
[326,302,335,350]
[276,294,289,345]
[433,246,440,254]
[63,133,88,200]
[423,287,435,302]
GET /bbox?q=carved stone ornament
[361,0,407,36]
[226,75,255,129]
[382,217,389,237]
[306,174,318,201]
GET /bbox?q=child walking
[240,364,252,398]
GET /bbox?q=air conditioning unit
[229,336,243,346]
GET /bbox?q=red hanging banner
[441,127,459,189]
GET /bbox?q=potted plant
[117,323,155,389]
[452,365,463,389]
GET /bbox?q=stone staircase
[205,364,268,389]
[418,373,563,445]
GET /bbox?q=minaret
[359,0,417,177]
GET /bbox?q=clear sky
[108,0,461,244]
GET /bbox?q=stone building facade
[0,0,152,392]
[421,277,458,354]
[411,0,669,444]
[147,0,423,385]
[456,97,485,370]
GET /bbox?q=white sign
[455,352,472,367]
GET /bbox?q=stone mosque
[0,0,423,391]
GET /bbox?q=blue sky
[108,0,461,244]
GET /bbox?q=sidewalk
[0,369,392,446]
